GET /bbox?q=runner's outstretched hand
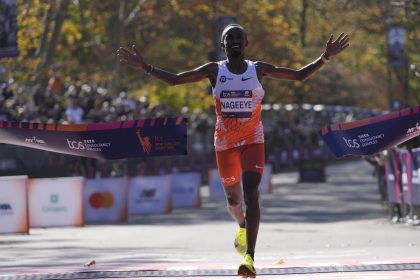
[323,33,350,59]
[117,45,147,71]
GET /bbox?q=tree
[3,0,418,112]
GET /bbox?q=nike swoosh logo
[255,165,263,169]
[241,77,253,81]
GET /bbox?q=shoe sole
[237,265,256,278]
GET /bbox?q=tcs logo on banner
[66,139,86,150]
[89,192,115,208]
[342,137,360,148]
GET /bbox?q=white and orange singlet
[212,60,265,152]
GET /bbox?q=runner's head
[221,24,248,59]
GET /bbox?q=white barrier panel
[260,164,273,194]
[29,177,84,228]
[209,169,226,201]
[172,172,201,208]
[128,175,172,214]
[0,176,29,234]
[84,177,129,223]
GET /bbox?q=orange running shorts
[215,143,265,187]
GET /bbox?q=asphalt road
[1,159,419,279]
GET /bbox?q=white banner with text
[0,176,29,234]
[83,177,129,223]
[171,172,201,208]
[128,175,172,214]
[28,177,84,227]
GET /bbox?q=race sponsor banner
[128,175,172,214]
[0,176,28,234]
[171,172,201,208]
[260,164,272,194]
[28,177,84,228]
[320,106,420,157]
[0,117,188,160]
[83,177,128,223]
[400,150,412,205]
[411,148,420,205]
[385,151,401,204]
[0,0,19,58]
[209,168,226,201]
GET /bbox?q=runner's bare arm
[256,33,350,81]
[117,45,217,86]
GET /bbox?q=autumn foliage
[2,0,419,112]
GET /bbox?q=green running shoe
[234,227,247,256]
[237,254,256,278]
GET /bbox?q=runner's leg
[224,182,245,227]
[240,143,264,259]
[216,147,245,226]
[242,171,261,258]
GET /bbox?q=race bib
[220,90,253,118]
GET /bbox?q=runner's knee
[225,191,242,207]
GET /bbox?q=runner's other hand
[324,33,350,59]
[117,45,147,70]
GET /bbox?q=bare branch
[123,0,146,26]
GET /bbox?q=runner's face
[222,27,247,58]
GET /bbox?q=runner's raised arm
[256,32,350,81]
[117,45,218,87]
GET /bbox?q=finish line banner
[0,117,188,160]
[320,105,420,158]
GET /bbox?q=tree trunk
[78,0,89,42]
[300,0,308,48]
[35,3,54,57]
[103,1,126,94]
[41,0,70,77]
[109,0,147,93]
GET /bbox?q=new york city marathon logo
[407,122,420,136]
[136,129,152,155]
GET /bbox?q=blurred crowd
[0,76,170,124]
[0,77,381,180]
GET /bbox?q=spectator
[65,99,84,124]
[48,76,63,96]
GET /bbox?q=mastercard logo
[89,192,114,208]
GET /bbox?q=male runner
[117,24,349,278]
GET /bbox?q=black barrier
[298,159,326,182]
